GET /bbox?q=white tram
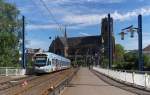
[34,52,71,73]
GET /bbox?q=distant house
[143,45,150,56]
[26,48,43,61]
[125,45,150,56]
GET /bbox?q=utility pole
[108,13,112,69]
[22,16,26,69]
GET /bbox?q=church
[49,17,115,64]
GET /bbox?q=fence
[0,67,26,76]
[93,67,150,89]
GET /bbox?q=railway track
[0,75,39,91]
[0,68,75,95]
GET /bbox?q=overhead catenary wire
[12,0,82,35]
[39,0,62,28]
[30,0,65,36]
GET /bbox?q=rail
[0,75,38,91]
[93,67,150,90]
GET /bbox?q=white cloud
[62,7,150,27]
[112,7,150,21]
[62,14,106,26]
[79,32,90,36]
[26,24,59,30]
[26,39,49,50]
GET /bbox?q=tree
[123,52,138,70]
[143,54,150,69]
[113,44,125,68]
[0,0,21,67]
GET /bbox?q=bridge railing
[0,67,26,76]
[93,67,150,89]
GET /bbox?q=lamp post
[119,14,143,71]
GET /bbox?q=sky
[6,0,150,51]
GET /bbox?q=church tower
[101,17,115,60]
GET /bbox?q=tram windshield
[35,57,47,66]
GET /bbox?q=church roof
[67,35,101,48]
[143,45,150,51]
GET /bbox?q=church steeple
[64,26,68,57]
[64,26,67,38]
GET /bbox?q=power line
[39,0,61,28]
[31,0,65,36]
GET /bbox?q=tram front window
[35,57,47,66]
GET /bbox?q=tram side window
[47,59,51,65]
[52,59,56,66]
[49,61,51,65]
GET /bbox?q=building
[143,45,150,56]
[49,34,102,64]
[49,16,115,65]
[26,48,43,63]
[101,17,115,59]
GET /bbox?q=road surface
[62,67,137,95]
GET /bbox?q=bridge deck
[62,67,137,95]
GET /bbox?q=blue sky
[6,0,150,50]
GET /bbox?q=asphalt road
[62,67,137,95]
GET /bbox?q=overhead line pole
[138,15,143,71]
[22,16,26,69]
[108,13,112,69]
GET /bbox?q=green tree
[123,52,138,70]
[113,44,125,69]
[143,54,150,69]
[0,0,21,67]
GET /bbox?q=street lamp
[119,31,127,40]
[119,14,143,71]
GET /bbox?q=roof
[26,48,42,54]
[143,45,150,51]
[59,37,68,47]
[67,35,101,47]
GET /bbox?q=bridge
[1,0,150,95]
[62,68,136,95]
[0,67,150,95]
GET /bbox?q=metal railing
[0,67,26,76]
[93,67,150,90]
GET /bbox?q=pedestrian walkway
[62,67,137,95]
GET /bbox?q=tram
[34,52,71,73]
